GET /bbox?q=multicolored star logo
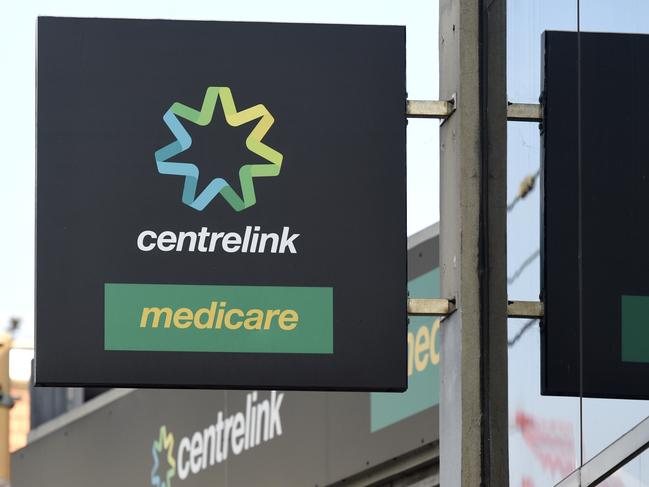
[154,86,283,212]
[151,425,176,487]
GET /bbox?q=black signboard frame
[542,30,649,399]
[36,17,407,391]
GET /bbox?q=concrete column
[439,0,508,485]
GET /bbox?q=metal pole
[439,0,508,485]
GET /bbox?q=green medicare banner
[371,268,440,431]
[105,283,333,354]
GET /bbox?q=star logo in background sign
[151,425,176,487]
[154,86,284,212]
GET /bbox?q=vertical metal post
[439,0,508,485]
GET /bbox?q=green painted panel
[622,294,649,363]
[105,283,333,354]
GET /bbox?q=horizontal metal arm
[405,99,542,122]
[407,299,544,318]
[506,102,543,122]
[406,99,456,119]
[407,298,456,316]
[507,300,544,318]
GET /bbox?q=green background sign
[371,268,440,431]
[621,295,649,363]
[105,283,333,354]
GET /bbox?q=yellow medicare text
[139,302,300,331]
[407,319,440,376]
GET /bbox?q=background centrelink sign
[36,17,407,390]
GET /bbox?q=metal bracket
[407,298,456,317]
[407,299,543,318]
[507,300,544,319]
[406,96,456,119]
[506,102,543,122]
[406,99,541,122]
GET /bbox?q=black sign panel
[542,31,649,398]
[36,17,406,390]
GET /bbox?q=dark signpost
[36,17,406,390]
[542,31,649,398]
